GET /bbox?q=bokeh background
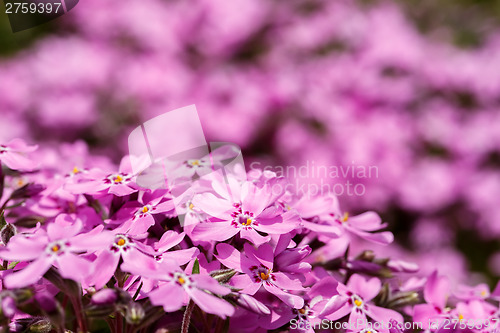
[1,0,499,285]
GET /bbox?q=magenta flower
[321,274,403,327]
[153,230,199,266]
[122,259,235,319]
[304,211,394,245]
[0,214,112,288]
[262,276,339,332]
[65,156,138,197]
[88,233,160,289]
[216,242,305,309]
[113,190,175,235]
[451,300,497,327]
[412,271,450,329]
[0,139,38,171]
[146,270,235,318]
[191,180,299,246]
[454,283,491,301]
[273,234,312,278]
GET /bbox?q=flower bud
[355,250,375,261]
[125,302,145,325]
[91,289,118,305]
[14,216,44,228]
[1,224,16,245]
[28,319,52,333]
[387,291,419,308]
[347,260,392,278]
[10,183,45,199]
[1,296,16,318]
[210,269,236,283]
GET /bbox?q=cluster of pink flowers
[0,138,498,333]
[1,0,500,280]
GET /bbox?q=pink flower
[65,156,138,197]
[321,274,403,327]
[191,180,299,246]
[127,260,235,319]
[451,300,497,327]
[88,232,160,289]
[304,210,394,245]
[216,242,305,309]
[454,283,491,301]
[412,271,450,329]
[113,190,175,235]
[0,139,38,171]
[153,230,199,266]
[0,214,112,288]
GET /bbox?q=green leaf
[192,259,200,274]
[7,261,19,270]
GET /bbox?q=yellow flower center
[244,218,252,226]
[116,238,126,246]
[354,299,363,307]
[114,175,123,183]
[481,290,487,297]
[342,212,349,222]
[178,277,186,285]
[259,272,270,280]
[188,203,194,210]
[458,314,464,321]
[72,166,79,174]
[51,244,61,252]
[298,308,306,314]
[142,206,149,213]
[191,160,200,166]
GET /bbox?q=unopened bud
[1,296,16,318]
[387,291,419,308]
[91,289,118,305]
[210,269,236,283]
[28,319,52,333]
[14,216,44,228]
[347,260,392,278]
[11,184,45,199]
[125,302,145,325]
[0,224,16,245]
[356,250,375,261]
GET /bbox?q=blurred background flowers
[0,0,499,284]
